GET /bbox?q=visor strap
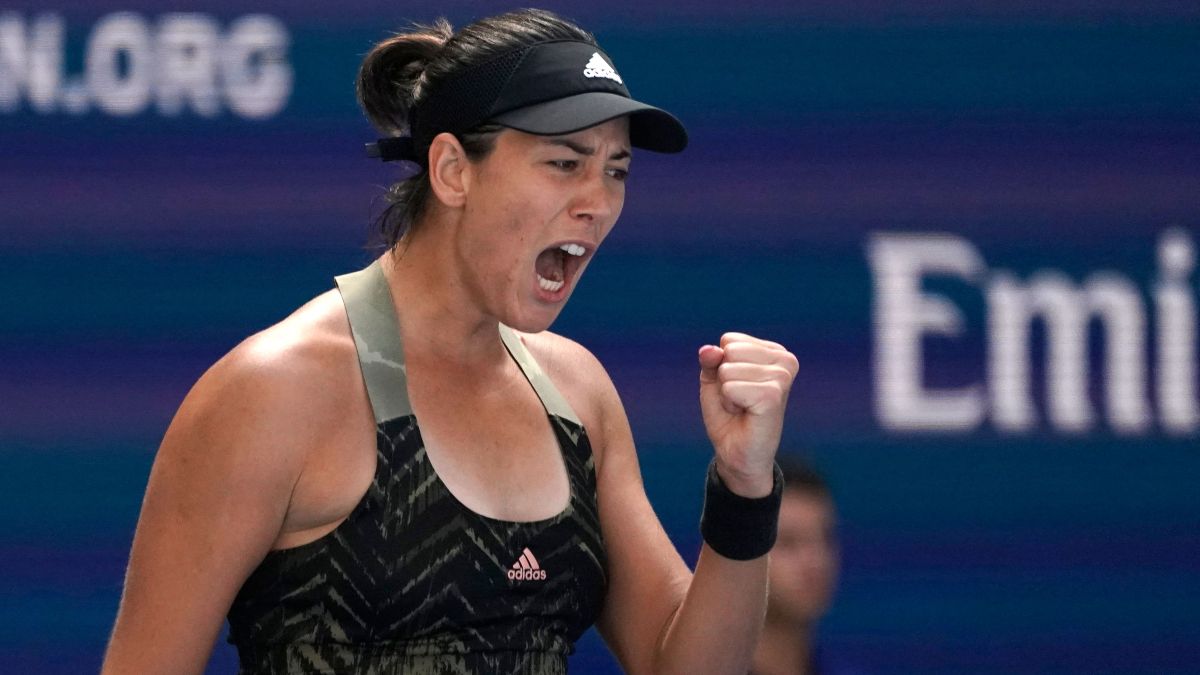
[364,137,420,164]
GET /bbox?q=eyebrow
[546,138,631,161]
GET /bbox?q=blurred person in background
[752,457,860,675]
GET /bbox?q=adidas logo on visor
[583,52,623,84]
[507,547,548,581]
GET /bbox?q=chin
[503,307,561,334]
[506,320,553,334]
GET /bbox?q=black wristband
[699,460,784,561]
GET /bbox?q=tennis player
[102,9,797,674]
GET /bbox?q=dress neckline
[334,259,584,526]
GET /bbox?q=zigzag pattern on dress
[227,413,607,675]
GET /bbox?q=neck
[379,217,506,370]
[753,613,815,675]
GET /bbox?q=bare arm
[101,344,318,674]
[593,412,773,675]
[584,333,798,674]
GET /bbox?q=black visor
[368,40,687,163]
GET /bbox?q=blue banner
[2,3,1199,673]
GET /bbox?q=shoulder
[516,330,608,389]
[511,329,627,464]
[513,328,614,416]
[173,289,360,464]
[227,288,356,396]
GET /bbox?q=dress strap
[334,260,412,424]
[498,325,583,426]
[334,259,581,427]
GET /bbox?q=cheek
[604,191,626,235]
[462,200,524,261]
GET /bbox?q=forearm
[651,450,781,673]
[654,545,769,674]
[649,333,795,672]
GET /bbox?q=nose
[568,170,621,231]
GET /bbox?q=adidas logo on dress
[507,547,548,581]
[583,53,623,84]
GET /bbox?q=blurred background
[2,1,1199,673]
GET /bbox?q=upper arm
[525,334,693,674]
[102,341,319,675]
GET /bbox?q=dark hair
[356,9,597,250]
[777,455,832,501]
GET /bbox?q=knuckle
[761,377,783,393]
[767,364,790,379]
[730,341,758,359]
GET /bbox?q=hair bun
[356,19,453,136]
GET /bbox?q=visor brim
[489,91,688,153]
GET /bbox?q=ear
[427,132,470,208]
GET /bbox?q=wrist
[714,458,775,498]
[700,459,784,561]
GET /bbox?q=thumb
[698,345,739,420]
[698,344,723,384]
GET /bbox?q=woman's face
[453,116,631,332]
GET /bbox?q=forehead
[499,116,632,153]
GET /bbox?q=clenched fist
[698,332,799,498]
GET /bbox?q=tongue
[536,248,565,282]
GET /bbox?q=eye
[548,159,578,171]
[607,167,630,182]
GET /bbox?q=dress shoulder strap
[334,259,582,427]
[334,260,412,424]
[498,325,583,426]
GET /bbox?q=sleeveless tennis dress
[226,261,608,674]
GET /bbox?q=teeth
[558,243,586,257]
[537,274,565,292]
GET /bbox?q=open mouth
[534,242,589,297]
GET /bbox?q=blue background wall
[2,2,1199,673]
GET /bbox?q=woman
[102,9,798,674]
